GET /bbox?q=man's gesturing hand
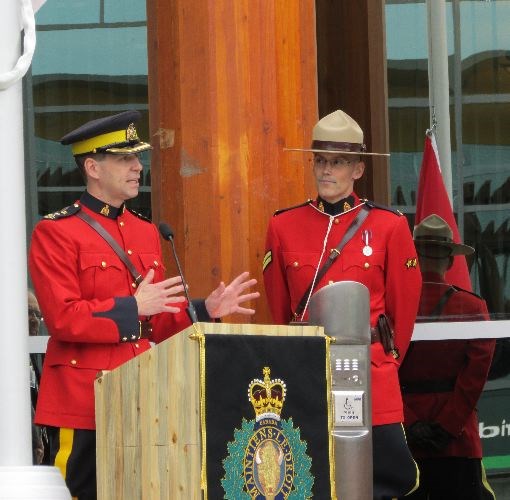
[205,271,260,318]
[134,269,186,316]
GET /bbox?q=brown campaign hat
[413,214,474,256]
[285,109,389,157]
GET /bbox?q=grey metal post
[309,281,372,500]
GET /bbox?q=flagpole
[0,0,69,496]
[452,0,464,240]
[426,0,453,204]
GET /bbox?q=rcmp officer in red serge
[399,214,496,500]
[263,109,422,499]
[28,110,259,500]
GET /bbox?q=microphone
[158,222,199,323]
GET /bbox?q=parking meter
[309,281,372,500]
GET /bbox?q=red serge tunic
[399,272,495,457]
[263,194,422,426]
[29,194,195,430]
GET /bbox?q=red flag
[415,131,472,291]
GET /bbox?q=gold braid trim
[325,334,337,500]
[189,324,207,497]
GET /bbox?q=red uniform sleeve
[263,217,292,324]
[29,220,131,343]
[384,215,422,361]
[435,299,495,436]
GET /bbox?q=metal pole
[427,0,453,204]
[309,281,372,500]
[0,1,70,497]
[452,0,464,240]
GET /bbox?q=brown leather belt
[400,379,456,394]
[140,320,153,339]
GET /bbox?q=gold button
[131,282,137,288]
[73,204,79,208]
[127,249,133,255]
[119,221,125,227]
[364,262,370,269]
[293,261,299,267]
[122,337,127,342]
[153,260,159,267]
[135,343,139,348]
[70,359,77,365]
[101,261,106,268]
[334,219,340,224]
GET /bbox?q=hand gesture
[205,271,260,318]
[134,269,186,316]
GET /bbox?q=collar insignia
[343,201,352,212]
[100,204,110,216]
[318,201,325,212]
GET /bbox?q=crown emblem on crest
[248,367,286,422]
[126,123,139,141]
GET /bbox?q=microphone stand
[166,235,199,324]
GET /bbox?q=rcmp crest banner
[200,334,334,499]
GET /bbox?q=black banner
[203,334,333,499]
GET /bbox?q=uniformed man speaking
[263,109,422,499]
[29,111,259,499]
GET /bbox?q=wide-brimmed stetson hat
[285,109,389,157]
[413,214,474,256]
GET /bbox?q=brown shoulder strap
[292,204,371,320]
[429,286,456,318]
[76,211,143,285]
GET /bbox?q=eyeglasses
[28,308,43,321]
[312,156,357,169]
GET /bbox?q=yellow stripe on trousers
[54,427,74,481]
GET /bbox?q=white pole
[0,0,70,497]
[0,0,33,468]
[426,0,453,204]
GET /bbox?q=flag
[415,131,472,291]
[203,334,333,499]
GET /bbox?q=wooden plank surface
[95,323,325,499]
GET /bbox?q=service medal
[363,245,373,256]
[361,229,373,256]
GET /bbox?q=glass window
[24,0,150,230]
[386,0,510,489]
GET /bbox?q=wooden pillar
[147,1,318,324]
[316,0,390,203]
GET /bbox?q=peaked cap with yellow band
[286,109,389,157]
[60,110,152,156]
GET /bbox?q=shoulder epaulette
[363,199,402,216]
[273,199,313,216]
[127,207,152,223]
[451,285,484,300]
[43,204,81,220]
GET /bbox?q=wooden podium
[95,322,324,500]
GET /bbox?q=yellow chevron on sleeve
[262,250,272,272]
